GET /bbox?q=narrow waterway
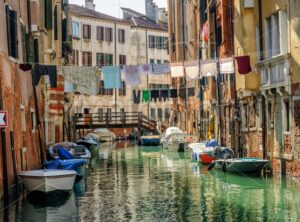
[3,143,300,221]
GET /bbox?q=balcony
[258,55,290,89]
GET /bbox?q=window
[119,81,126,96]
[30,109,36,132]
[84,108,90,114]
[21,105,26,132]
[164,60,169,64]
[149,35,155,48]
[96,26,104,41]
[156,36,162,49]
[150,59,155,64]
[6,5,18,59]
[265,11,286,59]
[99,80,113,95]
[105,27,113,42]
[283,100,290,132]
[241,104,248,129]
[72,50,79,65]
[83,24,91,39]
[163,37,169,50]
[118,29,125,43]
[107,108,112,122]
[157,60,161,64]
[96,53,113,67]
[157,109,162,121]
[216,25,222,47]
[267,102,273,129]
[45,0,52,29]
[119,55,126,65]
[164,109,170,121]
[82,51,92,66]
[54,6,58,40]
[149,84,170,89]
[72,21,80,38]
[151,108,156,119]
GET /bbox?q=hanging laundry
[124,65,141,85]
[102,66,121,89]
[188,87,195,97]
[133,89,141,104]
[219,57,234,74]
[64,80,74,93]
[200,59,218,77]
[160,89,169,102]
[19,64,32,72]
[152,63,170,74]
[61,66,100,95]
[235,56,252,74]
[142,90,150,103]
[201,22,209,42]
[140,64,153,75]
[151,90,160,102]
[185,61,200,80]
[179,88,187,98]
[33,64,57,88]
[170,89,178,98]
[170,62,184,78]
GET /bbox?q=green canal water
[3,143,300,221]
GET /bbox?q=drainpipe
[114,22,117,121]
[146,29,149,118]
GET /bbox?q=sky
[69,0,168,18]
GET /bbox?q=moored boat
[48,143,91,160]
[19,169,76,193]
[92,128,116,142]
[140,135,160,146]
[161,127,193,152]
[213,158,269,174]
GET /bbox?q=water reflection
[5,144,300,221]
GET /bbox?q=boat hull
[200,153,216,164]
[215,158,269,173]
[19,170,76,193]
[162,142,189,152]
[141,138,160,146]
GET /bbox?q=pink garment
[235,56,252,74]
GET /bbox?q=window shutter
[54,6,58,40]
[62,18,67,42]
[6,5,12,57]
[34,39,39,63]
[10,9,18,58]
[21,24,27,62]
[45,0,53,29]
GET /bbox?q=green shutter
[45,0,53,29]
[6,5,12,56]
[21,24,27,62]
[54,6,58,40]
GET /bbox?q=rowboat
[140,135,160,146]
[19,169,76,193]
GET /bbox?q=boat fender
[207,162,215,171]
[222,162,227,173]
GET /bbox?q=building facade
[68,0,171,137]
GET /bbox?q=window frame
[118,29,125,43]
[83,24,91,40]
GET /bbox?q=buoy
[207,162,215,171]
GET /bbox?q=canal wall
[0,54,45,200]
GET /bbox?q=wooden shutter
[6,5,12,57]
[45,0,53,29]
[105,28,112,41]
[83,25,91,39]
[97,26,104,40]
[62,18,67,42]
[54,6,58,40]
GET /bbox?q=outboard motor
[221,148,235,159]
[178,143,185,152]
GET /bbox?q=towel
[102,66,121,89]
[170,89,178,98]
[185,61,200,80]
[219,57,234,74]
[151,90,160,102]
[152,64,170,74]
[142,90,150,103]
[133,90,141,104]
[200,59,218,77]
[140,64,153,75]
[160,89,169,102]
[179,88,186,98]
[188,87,195,97]
[170,62,184,78]
[235,56,252,74]
[124,65,141,85]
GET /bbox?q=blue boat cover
[206,139,219,147]
[57,146,74,159]
[44,159,86,171]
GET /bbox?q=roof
[121,7,145,18]
[69,4,130,24]
[130,16,168,31]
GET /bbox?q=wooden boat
[140,135,160,146]
[213,158,269,174]
[19,170,76,193]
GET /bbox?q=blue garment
[206,139,219,147]
[102,66,121,89]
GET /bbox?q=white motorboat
[48,142,91,160]
[93,128,116,142]
[19,169,76,193]
[161,127,193,151]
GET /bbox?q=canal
[2,143,300,221]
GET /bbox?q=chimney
[145,0,158,22]
[85,0,95,11]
